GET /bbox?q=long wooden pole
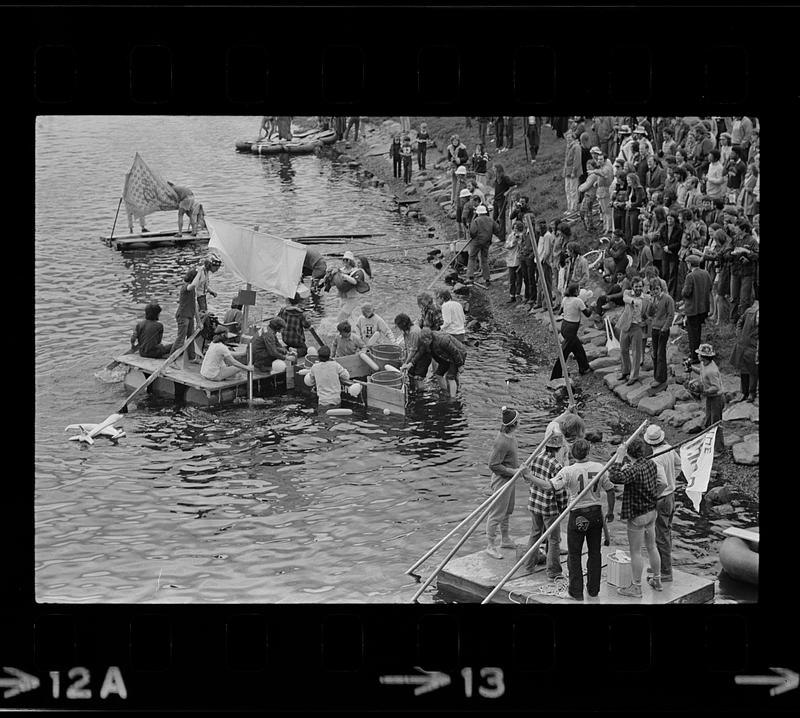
[649,420,723,459]
[109,197,123,240]
[481,419,648,604]
[406,431,552,577]
[425,237,474,291]
[523,213,576,411]
[409,431,552,603]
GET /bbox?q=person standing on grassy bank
[468,205,501,286]
[493,164,517,240]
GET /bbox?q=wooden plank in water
[363,380,406,414]
[109,232,210,250]
[437,546,715,604]
[335,353,374,378]
[289,233,387,240]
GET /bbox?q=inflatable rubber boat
[719,526,759,585]
[235,129,338,155]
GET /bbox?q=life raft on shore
[235,129,338,155]
[719,527,759,585]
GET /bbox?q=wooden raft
[436,545,715,604]
[103,229,211,250]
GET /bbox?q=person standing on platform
[643,424,681,585]
[189,253,222,314]
[484,406,527,559]
[172,267,199,363]
[609,437,666,597]
[522,432,567,579]
[167,182,201,238]
[276,116,293,140]
[529,438,615,600]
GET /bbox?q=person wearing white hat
[485,406,528,559]
[447,134,469,203]
[468,204,500,286]
[329,251,372,324]
[189,253,223,314]
[456,187,472,241]
[695,343,725,456]
[643,424,681,584]
[631,125,654,157]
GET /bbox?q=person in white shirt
[529,438,616,600]
[303,345,350,406]
[643,424,682,583]
[200,325,254,381]
[704,149,727,201]
[353,304,395,346]
[536,218,555,308]
[437,288,466,343]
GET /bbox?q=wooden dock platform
[436,545,715,604]
[103,229,211,250]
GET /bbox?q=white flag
[680,427,717,512]
[206,218,306,299]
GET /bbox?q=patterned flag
[680,427,717,512]
[123,153,180,219]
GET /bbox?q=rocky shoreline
[324,117,758,511]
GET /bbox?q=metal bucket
[367,370,403,389]
[371,343,402,369]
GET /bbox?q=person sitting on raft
[200,325,254,382]
[303,345,350,407]
[278,294,311,358]
[251,317,292,374]
[131,302,173,359]
[331,320,365,358]
[401,327,467,398]
[221,298,244,340]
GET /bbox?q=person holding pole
[528,438,615,600]
[522,432,567,578]
[608,436,667,597]
[485,406,528,559]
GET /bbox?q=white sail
[206,218,307,298]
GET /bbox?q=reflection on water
[35,116,756,603]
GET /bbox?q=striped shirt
[527,451,566,517]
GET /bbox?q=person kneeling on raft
[200,325,254,381]
[303,345,350,407]
[251,317,295,374]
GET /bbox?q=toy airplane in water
[65,413,125,444]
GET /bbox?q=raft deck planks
[436,545,715,604]
[104,229,211,250]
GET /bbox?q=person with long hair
[663,211,682,299]
[646,205,668,277]
[550,282,593,380]
[331,251,371,324]
[624,173,647,243]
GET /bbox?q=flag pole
[649,420,723,459]
[109,197,123,240]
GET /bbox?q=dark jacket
[389,141,402,159]
[409,330,467,368]
[645,166,665,194]
[681,268,713,317]
[252,327,286,370]
[729,234,759,277]
[447,143,469,167]
[469,215,501,247]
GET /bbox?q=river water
[34,116,756,603]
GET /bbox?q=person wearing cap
[456,187,472,241]
[303,345,350,407]
[643,424,681,584]
[461,194,482,237]
[200,324,254,381]
[189,254,222,313]
[694,343,725,456]
[521,430,567,578]
[354,303,395,347]
[528,438,615,600]
[447,135,469,203]
[484,406,528,559]
[631,125,654,157]
[167,182,201,238]
[615,124,635,165]
[401,327,466,397]
[468,204,501,286]
[681,253,713,366]
[609,437,667,597]
[250,317,291,374]
[330,251,371,324]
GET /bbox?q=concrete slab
[437,546,714,604]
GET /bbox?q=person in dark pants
[492,163,517,240]
[416,122,429,169]
[505,116,514,149]
[477,117,490,147]
[647,278,675,389]
[530,439,616,600]
[344,116,360,141]
[401,136,413,184]
[526,116,541,162]
[494,116,505,150]
[681,254,712,367]
[550,283,593,379]
[517,220,537,305]
[728,219,759,323]
[692,343,725,456]
[389,135,402,179]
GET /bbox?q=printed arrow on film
[0,667,40,699]
[379,667,452,696]
[734,667,799,697]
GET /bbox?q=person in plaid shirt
[609,437,667,597]
[277,294,311,358]
[522,432,567,579]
